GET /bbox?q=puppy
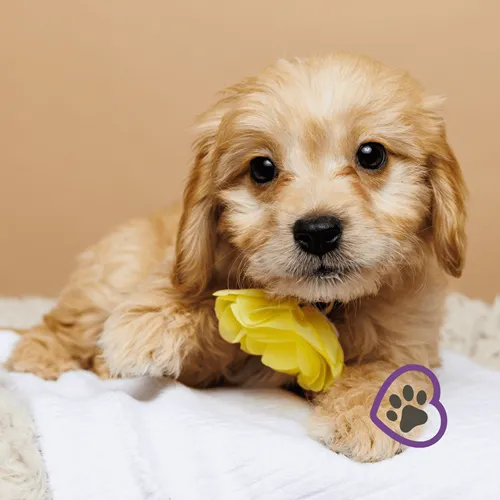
[7,54,466,462]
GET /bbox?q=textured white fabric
[1,329,500,500]
[442,294,500,370]
[0,371,50,500]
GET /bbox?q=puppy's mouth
[301,263,359,282]
[313,265,340,279]
[271,254,362,286]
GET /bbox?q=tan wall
[1,0,499,300]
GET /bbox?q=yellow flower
[214,289,344,392]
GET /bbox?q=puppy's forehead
[256,56,418,123]
[231,56,425,170]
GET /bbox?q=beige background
[1,0,499,300]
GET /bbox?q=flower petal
[298,358,326,392]
[240,335,267,356]
[243,327,297,344]
[296,339,321,377]
[261,343,299,372]
[217,305,242,344]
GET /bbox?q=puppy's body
[7,54,466,462]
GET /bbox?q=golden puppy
[7,54,466,462]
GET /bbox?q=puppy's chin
[263,267,382,304]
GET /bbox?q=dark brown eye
[250,157,278,184]
[356,142,387,170]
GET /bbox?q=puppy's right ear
[428,138,467,278]
[423,96,468,278]
[172,104,226,296]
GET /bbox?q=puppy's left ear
[426,100,467,277]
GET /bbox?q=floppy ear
[172,110,223,296]
[172,78,261,294]
[428,132,467,278]
[172,81,255,295]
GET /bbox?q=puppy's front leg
[310,361,432,462]
[99,272,237,386]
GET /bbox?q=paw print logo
[370,365,447,448]
[387,385,428,433]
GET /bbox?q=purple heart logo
[370,364,448,448]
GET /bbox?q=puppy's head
[173,54,467,302]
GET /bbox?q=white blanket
[1,329,500,500]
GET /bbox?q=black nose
[293,216,342,256]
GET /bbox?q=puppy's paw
[309,405,404,462]
[99,303,193,379]
[6,333,80,380]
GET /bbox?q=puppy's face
[175,55,466,303]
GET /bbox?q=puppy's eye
[356,142,387,170]
[250,157,278,184]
